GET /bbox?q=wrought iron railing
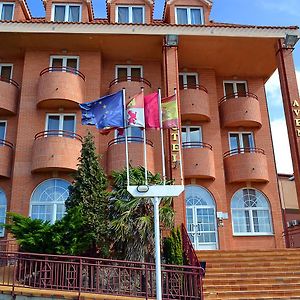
[108,136,153,147]
[223,147,265,158]
[179,84,208,93]
[0,139,14,149]
[219,92,258,105]
[40,67,86,81]
[182,141,212,150]
[0,76,20,88]
[109,77,151,88]
[34,130,83,142]
[0,251,203,299]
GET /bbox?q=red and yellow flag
[162,94,178,128]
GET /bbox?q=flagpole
[158,88,166,185]
[123,88,130,187]
[174,88,184,186]
[141,87,148,185]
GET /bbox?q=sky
[27,0,300,174]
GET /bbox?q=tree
[163,227,184,265]
[65,131,110,257]
[109,167,174,262]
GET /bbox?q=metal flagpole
[174,88,184,186]
[158,88,166,185]
[141,87,148,185]
[122,88,130,187]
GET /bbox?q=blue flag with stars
[79,90,124,129]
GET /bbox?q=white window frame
[0,64,13,80]
[51,3,82,22]
[179,72,199,89]
[0,120,7,142]
[223,80,248,98]
[231,188,273,236]
[45,113,76,133]
[0,2,15,21]
[228,131,254,151]
[115,65,143,80]
[175,6,204,25]
[50,55,80,70]
[115,5,145,24]
[182,126,202,148]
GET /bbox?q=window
[231,188,273,235]
[116,6,145,23]
[229,132,254,153]
[0,64,13,80]
[51,4,81,22]
[50,56,79,70]
[46,114,76,135]
[179,73,198,89]
[0,189,7,237]
[116,65,143,81]
[175,7,203,25]
[30,179,70,224]
[0,121,6,144]
[182,126,202,148]
[224,81,248,98]
[0,3,14,21]
[116,127,144,143]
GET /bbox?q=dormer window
[175,7,204,25]
[116,6,145,24]
[0,2,14,21]
[51,4,81,22]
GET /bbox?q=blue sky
[27,0,300,173]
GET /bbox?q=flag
[79,90,124,130]
[144,92,160,128]
[127,92,145,128]
[162,94,179,128]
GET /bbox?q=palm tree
[109,167,174,262]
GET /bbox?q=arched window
[30,179,70,224]
[0,189,7,237]
[231,188,273,235]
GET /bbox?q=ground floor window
[0,189,7,237]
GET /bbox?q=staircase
[197,249,300,300]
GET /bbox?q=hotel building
[0,0,299,252]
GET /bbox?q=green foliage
[109,166,174,262]
[163,227,184,265]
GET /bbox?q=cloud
[259,0,300,17]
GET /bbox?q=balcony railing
[35,130,83,142]
[108,136,153,147]
[0,76,20,88]
[182,141,212,150]
[224,147,265,158]
[180,83,208,92]
[0,139,14,148]
[109,77,151,88]
[40,67,86,81]
[219,92,258,105]
[0,250,203,299]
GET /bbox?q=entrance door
[186,186,218,250]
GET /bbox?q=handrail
[0,139,14,149]
[34,130,83,142]
[182,141,212,150]
[180,84,208,93]
[219,92,258,105]
[40,67,86,81]
[0,76,20,88]
[108,136,153,147]
[109,76,151,88]
[224,147,265,158]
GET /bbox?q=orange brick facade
[0,0,299,251]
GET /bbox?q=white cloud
[265,70,282,107]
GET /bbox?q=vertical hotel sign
[293,99,300,137]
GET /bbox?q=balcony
[224,148,269,183]
[109,77,152,100]
[106,137,155,175]
[219,92,262,128]
[182,142,215,179]
[180,85,210,121]
[0,140,13,178]
[0,77,19,115]
[31,130,82,173]
[37,67,85,109]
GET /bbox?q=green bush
[163,227,183,265]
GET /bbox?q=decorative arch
[185,185,216,207]
[30,178,70,224]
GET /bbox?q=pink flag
[144,92,160,128]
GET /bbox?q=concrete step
[207,265,300,273]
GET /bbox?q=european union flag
[80,90,125,129]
